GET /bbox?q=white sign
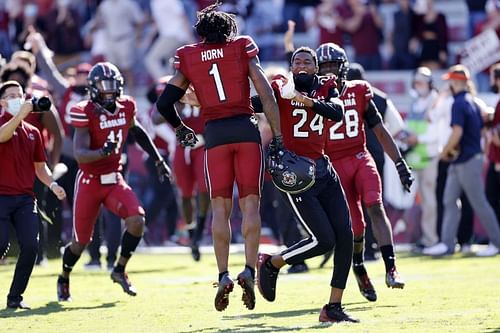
[460,29,500,74]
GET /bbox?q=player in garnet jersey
[316,43,414,301]
[155,1,282,312]
[254,47,358,324]
[56,62,172,302]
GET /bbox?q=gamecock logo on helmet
[281,171,297,187]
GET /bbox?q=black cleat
[237,268,255,310]
[319,304,359,323]
[57,275,72,302]
[191,243,201,262]
[111,271,137,296]
[319,250,333,268]
[6,299,31,310]
[353,269,377,302]
[256,253,279,302]
[385,267,405,289]
[214,273,234,311]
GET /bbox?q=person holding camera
[0,80,66,310]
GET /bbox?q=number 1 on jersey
[208,63,227,102]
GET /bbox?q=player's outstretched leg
[214,272,234,311]
[237,266,255,310]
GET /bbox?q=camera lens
[31,96,52,112]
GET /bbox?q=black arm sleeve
[129,122,162,162]
[365,100,383,128]
[155,83,186,128]
[251,95,264,113]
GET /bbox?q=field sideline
[0,247,499,333]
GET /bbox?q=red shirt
[325,80,373,160]
[0,112,47,196]
[488,101,500,163]
[174,35,258,122]
[272,75,336,160]
[70,96,136,175]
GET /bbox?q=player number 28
[292,109,324,137]
[329,109,359,140]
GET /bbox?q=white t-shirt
[151,0,191,42]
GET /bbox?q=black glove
[395,158,414,193]
[155,159,172,183]
[176,124,198,148]
[266,135,285,173]
[101,140,117,156]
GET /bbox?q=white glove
[280,72,297,99]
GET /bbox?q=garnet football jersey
[272,75,337,160]
[325,80,373,160]
[70,96,136,174]
[173,35,258,122]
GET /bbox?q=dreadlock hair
[194,1,238,44]
[291,46,318,68]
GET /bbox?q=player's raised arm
[248,57,281,137]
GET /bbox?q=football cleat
[385,267,405,289]
[256,253,279,302]
[57,275,72,302]
[191,242,201,262]
[111,271,137,296]
[214,273,234,311]
[353,269,377,302]
[319,304,359,323]
[6,299,31,310]
[237,268,256,310]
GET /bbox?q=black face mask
[294,73,315,92]
[73,85,87,96]
[491,84,499,94]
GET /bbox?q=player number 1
[208,63,227,102]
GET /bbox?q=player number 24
[292,109,324,137]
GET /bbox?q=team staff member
[0,80,66,310]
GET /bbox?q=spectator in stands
[423,65,500,257]
[315,0,348,46]
[411,0,448,70]
[486,63,500,226]
[144,0,193,81]
[388,0,416,70]
[37,0,85,65]
[0,1,12,59]
[342,0,384,70]
[245,0,281,61]
[466,0,488,39]
[94,0,145,92]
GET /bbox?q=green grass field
[0,249,499,333]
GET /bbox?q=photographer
[0,80,66,310]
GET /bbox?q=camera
[31,96,51,112]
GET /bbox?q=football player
[56,62,171,301]
[254,46,359,323]
[316,43,413,301]
[155,1,282,312]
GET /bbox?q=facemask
[6,97,24,116]
[294,73,315,92]
[415,86,430,97]
[490,84,499,94]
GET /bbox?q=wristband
[49,181,58,191]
